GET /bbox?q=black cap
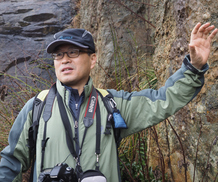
[46,28,95,53]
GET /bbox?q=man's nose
[61,52,71,63]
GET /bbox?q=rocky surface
[150,0,218,181]
[77,0,218,181]
[0,0,76,88]
[78,0,155,91]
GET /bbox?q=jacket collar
[56,77,94,104]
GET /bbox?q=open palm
[189,23,218,69]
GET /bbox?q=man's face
[53,44,96,89]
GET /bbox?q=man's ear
[90,53,97,69]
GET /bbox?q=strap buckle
[95,153,101,162]
[74,157,80,166]
[109,98,117,109]
[95,153,101,170]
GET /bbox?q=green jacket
[0,56,208,182]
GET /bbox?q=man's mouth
[62,67,73,72]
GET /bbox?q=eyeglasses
[51,49,93,60]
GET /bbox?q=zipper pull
[74,120,78,128]
[75,103,78,110]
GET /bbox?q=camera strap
[80,86,98,156]
[57,86,101,171]
[57,91,78,159]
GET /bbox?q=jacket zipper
[65,90,80,156]
[74,120,78,128]
[74,104,78,129]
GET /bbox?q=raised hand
[189,22,218,69]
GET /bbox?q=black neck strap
[40,84,101,172]
[56,86,101,169]
[95,101,101,170]
[57,91,78,159]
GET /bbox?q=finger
[203,25,215,38]
[198,22,211,33]
[204,25,215,35]
[192,22,201,34]
[197,23,211,38]
[208,28,218,42]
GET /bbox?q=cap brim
[46,39,89,53]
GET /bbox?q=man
[0,22,217,182]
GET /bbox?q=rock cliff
[77,0,218,181]
[0,0,76,87]
[151,0,218,181]
[78,0,155,90]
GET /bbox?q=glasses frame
[51,49,94,60]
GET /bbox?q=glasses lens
[52,52,63,60]
[68,49,79,58]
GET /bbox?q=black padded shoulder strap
[96,89,124,147]
[29,95,46,156]
[40,84,57,171]
[56,91,78,159]
[96,89,114,135]
[28,83,56,181]
[43,84,57,122]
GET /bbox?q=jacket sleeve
[108,55,209,138]
[0,98,34,181]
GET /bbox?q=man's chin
[59,77,89,89]
[60,79,76,87]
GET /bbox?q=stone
[150,0,218,181]
[78,0,155,90]
[77,0,218,180]
[0,0,77,89]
